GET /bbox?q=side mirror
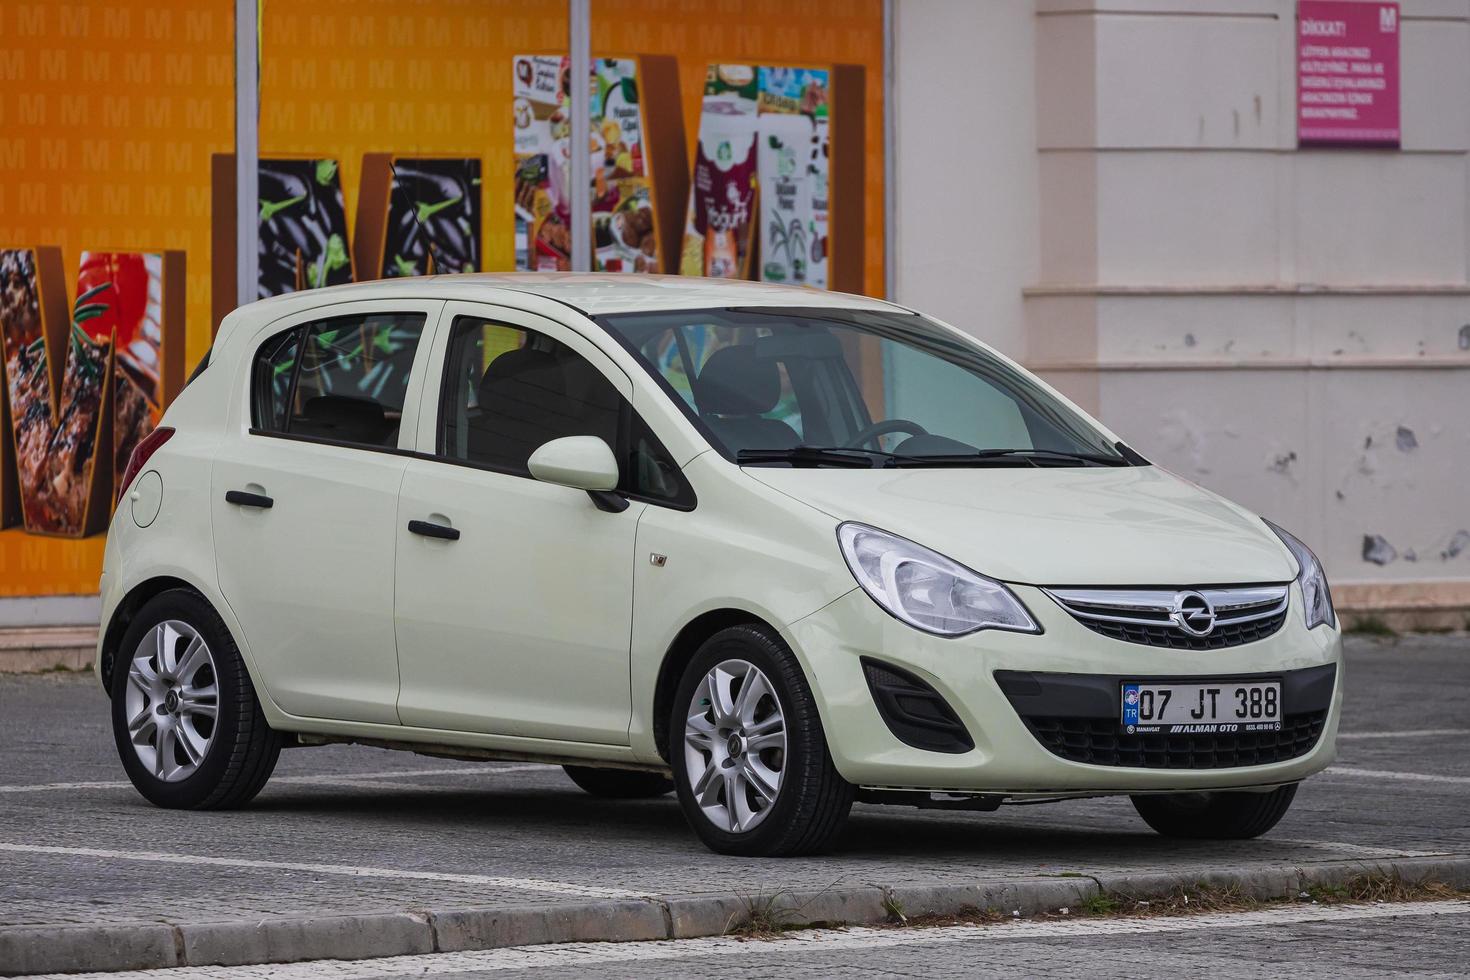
[528,436,620,492]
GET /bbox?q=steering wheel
[843,418,929,450]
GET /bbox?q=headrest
[698,345,780,416]
[483,347,559,385]
[301,394,386,428]
[479,347,563,403]
[298,395,391,444]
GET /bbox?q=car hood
[742,464,1296,586]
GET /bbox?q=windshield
[597,307,1132,467]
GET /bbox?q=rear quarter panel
[95,321,262,704]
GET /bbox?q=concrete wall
[890,0,1040,360]
[894,0,1470,616]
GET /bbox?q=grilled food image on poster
[757,66,829,289]
[75,252,166,489]
[258,159,352,297]
[1,250,105,533]
[679,64,759,279]
[513,56,658,273]
[383,159,482,277]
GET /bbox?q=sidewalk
[0,627,95,674]
[4,855,1467,974]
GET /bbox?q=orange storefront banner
[0,0,885,598]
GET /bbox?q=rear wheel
[562,765,674,798]
[670,625,853,856]
[1131,784,1298,839]
[111,589,282,809]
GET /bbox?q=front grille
[1073,609,1287,650]
[1020,710,1327,769]
[1044,584,1290,650]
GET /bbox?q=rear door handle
[407,519,459,541]
[225,490,273,509]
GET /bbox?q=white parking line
[0,764,553,794]
[29,900,1470,980]
[1324,766,1470,785]
[1337,729,1470,740]
[0,842,646,900]
[1276,839,1454,858]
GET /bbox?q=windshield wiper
[737,446,1129,469]
[890,448,1126,468]
[736,446,885,468]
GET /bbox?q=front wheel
[1130,784,1298,839]
[111,589,282,809]
[670,625,853,856]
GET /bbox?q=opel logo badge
[1172,591,1217,637]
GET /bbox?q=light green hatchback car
[98,275,1341,856]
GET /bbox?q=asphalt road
[2,634,1468,977]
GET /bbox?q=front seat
[697,345,799,451]
[470,347,575,471]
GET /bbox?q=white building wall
[890,0,1040,359]
[895,0,1470,621]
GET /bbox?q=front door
[393,306,646,744]
[211,302,438,724]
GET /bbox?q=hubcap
[683,659,787,834]
[123,620,219,782]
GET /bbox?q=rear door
[211,300,441,724]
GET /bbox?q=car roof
[232,273,905,319]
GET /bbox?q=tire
[563,765,674,799]
[669,625,853,856]
[1130,784,1298,840]
[110,588,282,809]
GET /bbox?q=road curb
[2,855,1467,975]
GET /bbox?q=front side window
[250,311,425,447]
[439,316,691,505]
[598,307,1132,468]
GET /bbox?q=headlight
[1264,520,1335,630]
[836,523,1039,636]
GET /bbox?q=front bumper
[781,582,1343,795]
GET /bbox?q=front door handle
[407,519,459,541]
[225,490,273,509]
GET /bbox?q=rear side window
[251,312,426,448]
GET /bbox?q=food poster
[79,252,167,490]
[679,64,760,279]
[0,249,165,535]
[382,159,483,277]
[513,56,659,273]
[257,159,353,297]
[756,66,830,289]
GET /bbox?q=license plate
[1121,680,1281,734]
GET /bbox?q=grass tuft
[1344,615,1397,638]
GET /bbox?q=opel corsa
[99,275,1341,856]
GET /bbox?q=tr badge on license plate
[1122,681,1282,735]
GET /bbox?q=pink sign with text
[1297,1,1400,146]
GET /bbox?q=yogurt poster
[680,64,831,287]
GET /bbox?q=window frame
[241,299,443,456]
[423,306,696,512]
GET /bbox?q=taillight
[117,426,175,503]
